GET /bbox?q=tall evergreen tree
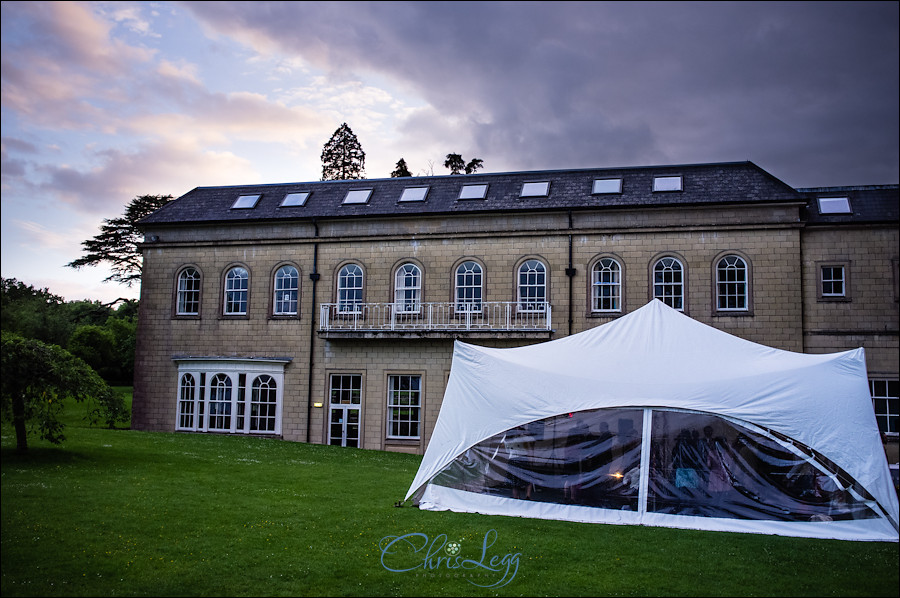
[67,194,172,286]
[390,158,413,178]
[444,153,466,175]
[321,123,366,180]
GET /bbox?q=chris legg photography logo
[378,529,521,588]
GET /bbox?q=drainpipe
[565,211,577,337]
[306,220,320,442]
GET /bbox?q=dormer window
[343,189,373,205]
[232,194,261,209]
[281,192,310,207]
[399,187,429,202]
[458,184,488,200]
[653,176,683,192]
[592,178,623,194]
[817,197,851,214]
[520,182,550,197]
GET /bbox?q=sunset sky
[2,1,897,303]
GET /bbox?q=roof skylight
[817,197,851,214]
[280,192,310,207]
[232,194,261,209]
[592,178,623,194]
[399,186,429,202]
[520,181,550,197]
[458,184,488,200]
[653,176,683,192]
[343,189,373,205]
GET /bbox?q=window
[455,261,483,312]
[387,374,421,439]
[458,184,488,200]
[249,375,278,432]
[592,178,623,194]
[337,264,364,313]
[273,265,299,316]
[176,267,201,315]
[224,267,249,315]
[518,259,547,312]
[175,359,286,435]
[817,197,851,214]
[820,264,848,299]
[394,263,422,313]
[520,182,550,197]
[399,187,429,202]
[870,379,899,435]
[653,176,682,192]
[281,192,310,207]
[592,258,622,312]
[716,255,748,311]
[343,189,372,204]
[232,194,261,209]
[654,257,684,311]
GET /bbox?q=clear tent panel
[428,408,880,522]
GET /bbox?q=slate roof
[139,161,811,227]
[798,185,900,225]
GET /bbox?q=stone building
[133,161,898,463]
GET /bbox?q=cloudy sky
[2,1,898,303]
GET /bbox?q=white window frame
[337,263,364,313]
[870,379,899,437]
[592,257,622,313]
[817,197,851,214]
[517,259,547,312]
[273,265,299,316]
[455,261,483,313]
[387,374,422,440]
[175,358,287,435]
[716,255,748,312]
[224,266,249,315]
[176,267,201,316]
[821,265,846,298]
[394,263,422,313]
[653,257,684,311]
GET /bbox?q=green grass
[2,390,898,597]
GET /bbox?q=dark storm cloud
[184,1,898,186]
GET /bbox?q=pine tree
[390,158,413,178]
[321,123,366,180]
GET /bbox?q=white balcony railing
[319,301,551,332]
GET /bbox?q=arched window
[394,263,422,313]
[518,259,546,312]
[177,373,196,428]
[455,261,483,313]
[224,267,249,315]
[592,258,621,312]
[208,373,232,431]
[176,267,201,315]
[716,255,748,311]
[273,265,299,315]
[653,257,684,311]
[250,375,278,432]
[337,263,364,313]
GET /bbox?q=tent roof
[405,301,898,538]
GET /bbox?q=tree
[0,278,72,346]
[390,158,413,178]
[444,153,484,175]
[465,158,484,174]
[1,331,127,452]
[67,194,173,286]
[321,123,366,180]
[444,153,466,175]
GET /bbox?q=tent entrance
[427,408,886,525]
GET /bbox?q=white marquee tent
[405,300,899,541]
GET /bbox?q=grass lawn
[1,389,898,597]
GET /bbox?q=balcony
[318,301,553,339]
